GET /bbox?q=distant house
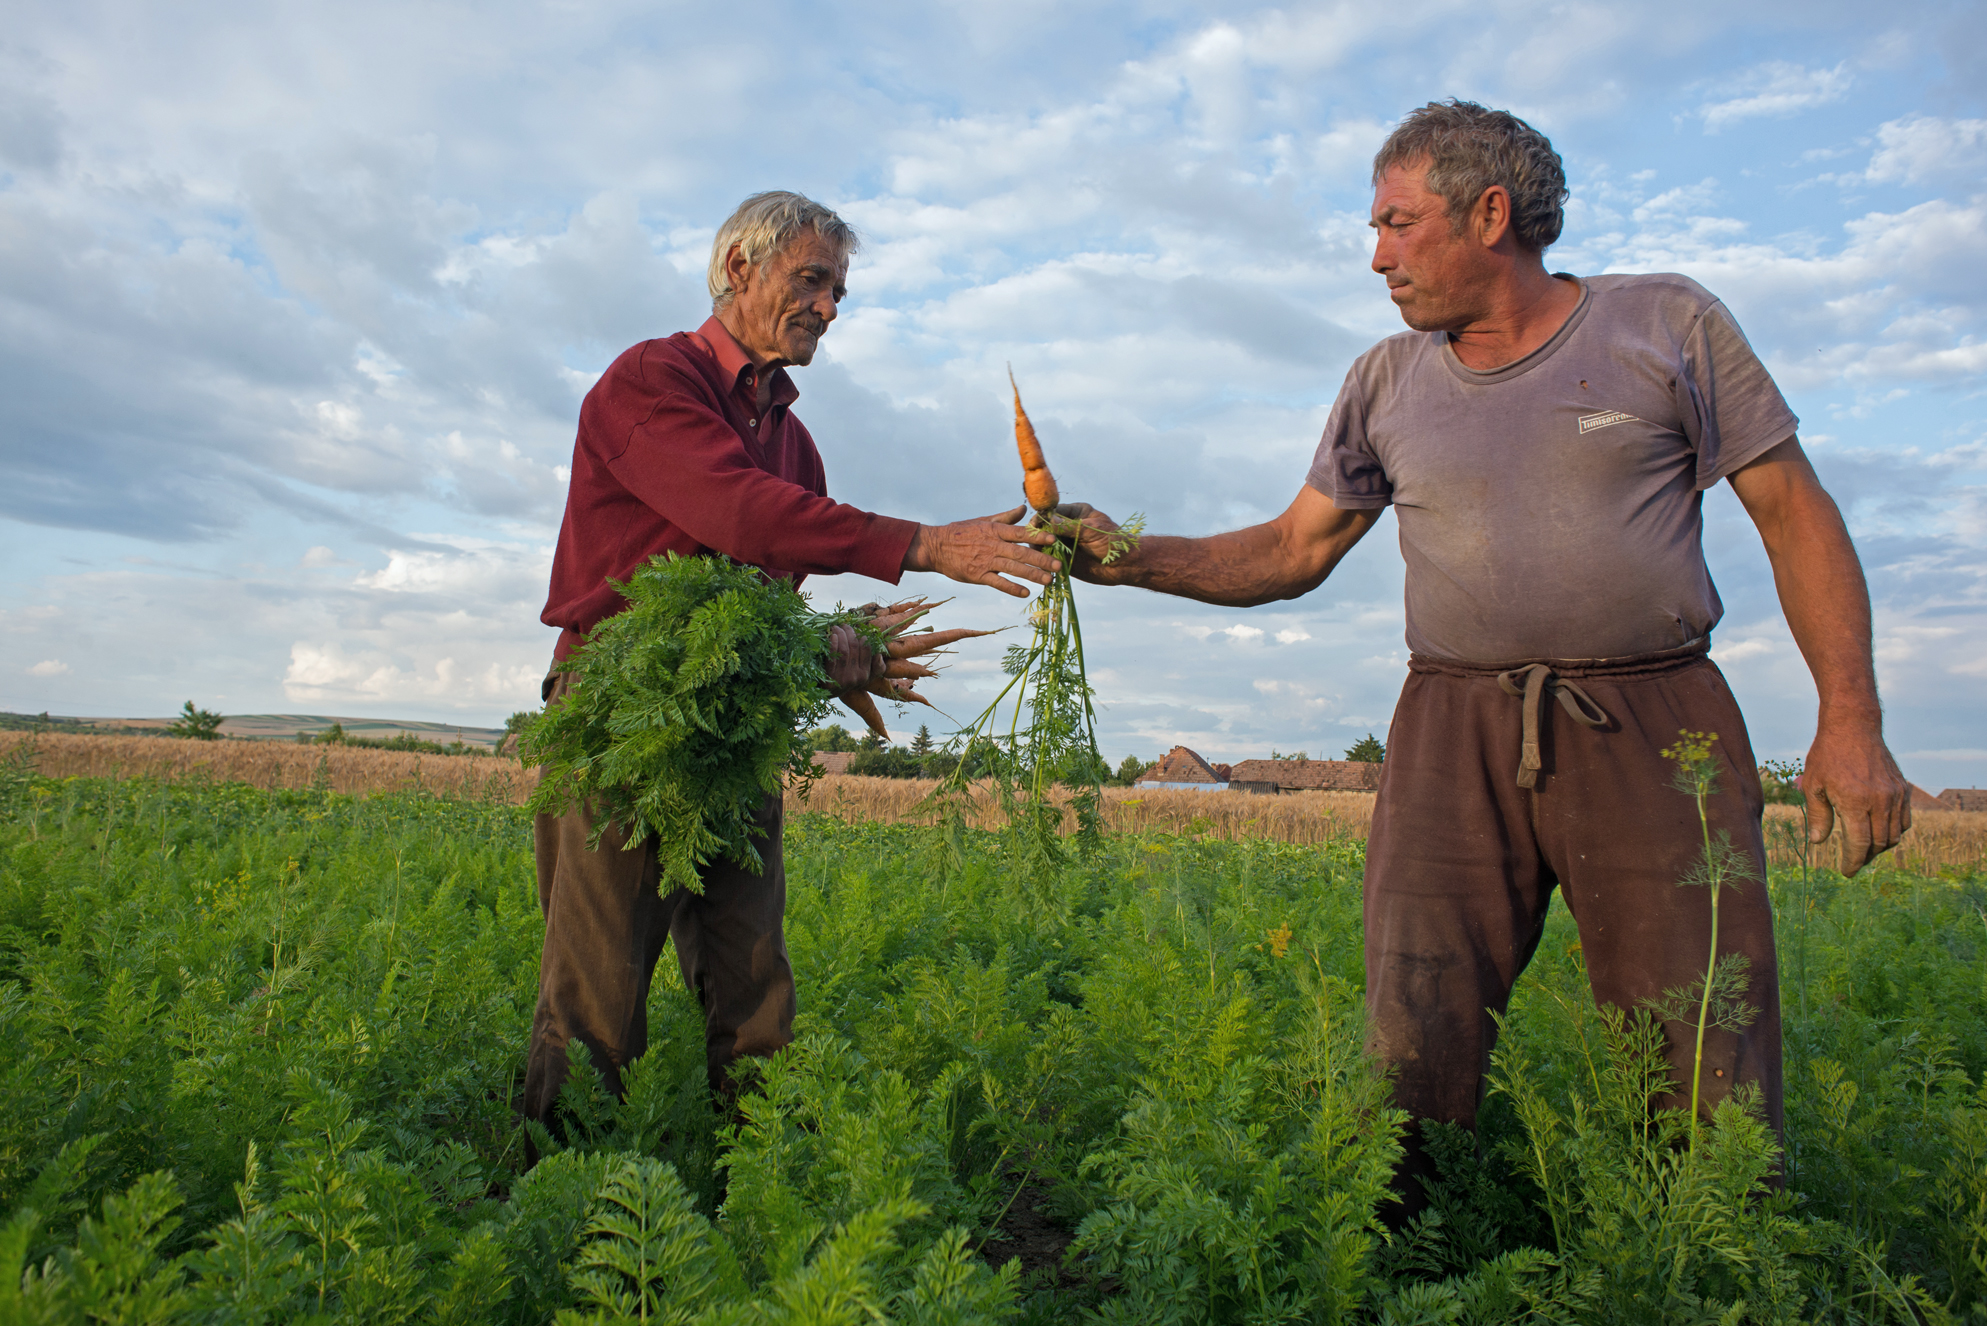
[1938,788,1987,812]
[1134,746,1229,791]
[1228,758,1382,795]
[1908,784,1947,811]
[811,751,857,775]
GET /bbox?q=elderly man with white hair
[524,191,1058,1130]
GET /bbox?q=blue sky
[2,0,1983,789]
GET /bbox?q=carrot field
[0,751,1983,1322]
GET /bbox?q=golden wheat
[785,775,1375,842]
[1763,803,1987,877]
[1,732,535,803]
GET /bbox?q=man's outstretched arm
[1728,437,1910,874]
[1055,485,1381,606]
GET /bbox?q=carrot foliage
[520,553,864,892]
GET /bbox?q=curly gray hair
[707,191,861,311]
[1372,100,1568,252]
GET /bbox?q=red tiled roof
[1227,758,1382,791]
[1135,745,1221,784]
[1937,788,1987,812]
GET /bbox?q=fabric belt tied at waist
[1496,664,1611,789]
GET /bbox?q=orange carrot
[842,689,888,740]
[1008,366,1059,512]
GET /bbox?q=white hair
[706,191,860,310]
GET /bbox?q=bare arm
[1057,485,1382,606]
[1727,437,1909,874]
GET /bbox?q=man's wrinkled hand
[903,506,1060,597]
[824,622,885,694]
[1800,723,1911,876]
[1036,503,1124,581]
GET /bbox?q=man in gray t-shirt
[1061,99,1909,1217]
[1313,271,1796,662]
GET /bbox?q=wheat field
[6,732,1982,872]
[787,774,1380,843]
[0,731,535,803]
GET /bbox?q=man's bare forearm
[1737,452,1881,727]
[1074,491,1380,605]
[1730,437,1907,868]
[1089,527,1312,605]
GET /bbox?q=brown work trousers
[520,672,797,1124]
[1364,642,1781,1209]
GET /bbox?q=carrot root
[842,689,888,740]
[1008,366,1059,512]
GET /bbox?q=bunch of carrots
[908,369,1134,877]
[834,597,991,740]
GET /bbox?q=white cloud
[1,0,1984,791]
[354,536,552,599]
[1571,194,1987,392]
[1863,115,1987,185]
[282,642,542,705]
[27,659,69,676]
[1697,61,1852,132]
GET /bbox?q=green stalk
[1689,771,1718,1133]
[928,528,1109,871]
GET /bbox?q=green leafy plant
[520,553,861,892]
[1344,734,1385,763]
[807,724,861,753]
[1109,754,1152,787]
[1759,757,1806,806]
[925,379,1145,880]
[166,700,224,741]
[1,768,1982,1323]
[1647,729,1763,1132]
[929,539,1113,877]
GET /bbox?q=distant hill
[0,711,509,753]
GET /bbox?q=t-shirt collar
[1438,276,1591,386]
[696,316,801,410]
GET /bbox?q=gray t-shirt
[1307,273,1798,662]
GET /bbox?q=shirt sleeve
[1305,364,1392,508]
[1677,301,1800,490]
[598,359,916,583]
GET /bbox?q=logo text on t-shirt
[1578,410,1643,434]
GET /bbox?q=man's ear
[724,242,754,297]
[1475,185,1513,249]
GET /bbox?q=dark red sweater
[541,318,918,663]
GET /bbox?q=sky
[2,0,1984,789]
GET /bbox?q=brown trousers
[1364,643,1781,1204]
[521,672,797,1123]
